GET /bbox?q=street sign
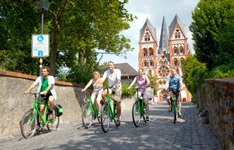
[32,34,50,57]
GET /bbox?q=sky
[97,0,200,71]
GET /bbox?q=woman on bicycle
[81,71,103,117]
[128,69,151,121]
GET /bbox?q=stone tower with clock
[138,15,191,102]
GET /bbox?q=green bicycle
[170,90,180,124]
[81,95,101,128]
[132,88,147,127]
[100,88,119,133]
[20,93,60,139]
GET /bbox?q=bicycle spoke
[132,101,141,127]
[20,109,37,139]
[101,104,110,133]
[82,103,93,128]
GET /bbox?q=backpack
[54,104,63,117]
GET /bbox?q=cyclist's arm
[127,77,136,89]
[44,83,53,94]
[24,83,36,94]
[145,75,151,87]
[82,79,93,91]
[116,69,121,88]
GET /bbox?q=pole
[38,9,44,95]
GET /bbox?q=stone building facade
[138,15,192,102]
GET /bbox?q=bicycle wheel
[132,101,141,127]
[172,102,177,124]
[20,109,37,139]
[47,109,60,132]
[82,103,94,129]
[101,103,110,133]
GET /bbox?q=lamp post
[35,0,50,93]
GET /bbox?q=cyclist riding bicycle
[81,71,103,118]
[100,61,122,126]
[23,66,57,129]
[165,68,183,118]
[128,69,151,121]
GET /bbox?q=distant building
[138,15,192,102]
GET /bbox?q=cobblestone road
[0,102,221,150]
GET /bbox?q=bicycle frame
[87,96,98,118]
[136,92,145,117]
[33,100,50,126]
[105,92,116,120]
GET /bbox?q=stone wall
[197,78,234,150]
[0,70,135,138]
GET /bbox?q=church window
[180,46,184,54]
[149,48,154,56]
[143,48,147,56]
[174,47,178,55]
[174,58,178,66]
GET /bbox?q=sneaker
[178,113,182,118]
[168,107,172,112]
[116,120,120,126]
[145,116,149,121]
[97,113,101,118]
[100,100,105,105]
[48,109,54,120]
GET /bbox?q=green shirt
[40,78,51,94]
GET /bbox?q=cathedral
[138,15,192,102]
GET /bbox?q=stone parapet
[197,78,234,150]
[0,70,135,138]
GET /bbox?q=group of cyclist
[23,61,183,130]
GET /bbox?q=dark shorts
[39,93,52,103]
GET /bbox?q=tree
[216,1,234,66]
[181,55,207,97]
[0,0,135,79]
[189,0,232,69]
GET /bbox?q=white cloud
[98,0,200,70]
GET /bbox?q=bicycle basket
[54,104,63,117]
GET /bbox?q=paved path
[0,102,220,150]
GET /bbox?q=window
[143,48,147,56]
[174,58,178,66]
[174,47,178,55]
[175,29,180,39]
[144,62,148,67]
[149,48,154,56]
[180,46,184,54]
[150,61,154,67]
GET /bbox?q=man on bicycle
[24,66,57,127]
[165,68,183,118]
[127,69,151,121]
[100,61,122,126]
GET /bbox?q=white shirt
[34,75,57,100]
[102,69,122,88]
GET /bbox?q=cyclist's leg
[38,95,46,128]
[114,88,122,124]
[48,95,55,119]
[167,91,173,112]
[177,91,182,116]
[96,93,102,116]
[101,89,108,104]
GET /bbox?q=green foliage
[207,63,234,78]
[121,83,136,97]
[190,0,232,69]
[0,0,135,81]
[181,55,207,97]
[147,74,158,94]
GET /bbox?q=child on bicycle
[128,69,151,121]
[165,68,183,118]
[81,71,103,118]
